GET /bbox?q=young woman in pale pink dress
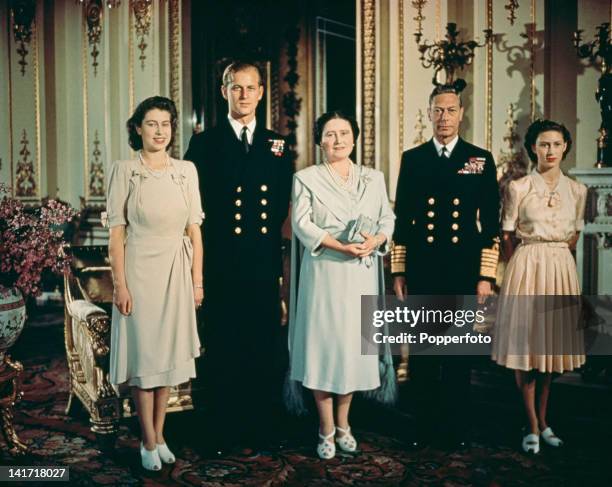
[492,119,587,454]
[107,97,203,470]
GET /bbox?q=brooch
[268,138,285,157]
[170,172,187,185]
[457,157,485,174]
[359,171,372,186]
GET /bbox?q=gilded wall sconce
[416,22,492,86]
[574,23,612,167]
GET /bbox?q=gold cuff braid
[480,238,500,279]
[391,243,406,274]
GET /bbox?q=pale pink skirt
[492,241,585,373]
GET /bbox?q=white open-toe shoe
[541,427,563,447]
[522,433,540,454]
[317,428,336,460]
[140,442,162,471]
[156,442,176,464]
[335,426,358,453]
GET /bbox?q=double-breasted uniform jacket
[184,118,293,286]
[184,118,293,427]
[391,138,500,294]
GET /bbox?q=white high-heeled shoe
[521,433,540,454]
[335,426,358,453]
[317,428,336,460]
[156,442,176,464]
[140,442,162,471]
[540,427,563,447]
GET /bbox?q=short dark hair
[126,96,178,151]
[222,61,264,87]
[314,110,360,146]
[429,84,463,107]
[523,119,573,163]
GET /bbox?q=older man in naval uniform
[391,83,500,450]
[185,61,293,455]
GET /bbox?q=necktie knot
[241,126,250,154]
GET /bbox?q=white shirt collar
[228,115,257,145]
[432,135,459,157]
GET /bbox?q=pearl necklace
[139,151,170,178]
[324,161,354,191]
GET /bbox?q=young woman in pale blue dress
[288,111,395,459]
[107,97,203,470]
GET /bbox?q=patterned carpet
[1,308,611,486]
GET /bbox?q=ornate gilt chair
[63,245,194,438]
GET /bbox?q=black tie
[440,146,448,158]
[241,126,250,154]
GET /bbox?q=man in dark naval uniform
[184,61,293,455]
[391,83,500,450]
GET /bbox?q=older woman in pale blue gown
[288,111,395,459]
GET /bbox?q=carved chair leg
[91,417,118,454]
[90,416,117,436]
[0,406,27,456]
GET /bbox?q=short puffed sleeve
[185,161,204,226]
[502,180,520,232]
[105,160,130,228]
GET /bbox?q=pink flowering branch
[0,183,79,298]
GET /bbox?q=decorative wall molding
[89,131,104,197]
[505,0,520,26]
[81,1,107,205]
[128,1,135,114]
[529,0,536,121]
[413,109,427,146]
[496,103,525,177]
[283,26,301,167]
[485,0,493,151]
[84,0,103,76]
[361,0,376,167]
[10,0,35,76]
[82,2,90,203]
[434,0,441,41]
[8,0,41,201]
[15,129,35,197]
[132,0,153,70]
[168,0,181,158]
[412,0,427,44]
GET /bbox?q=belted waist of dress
[520,239,568,248]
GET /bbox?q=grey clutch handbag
[348,214,378,243]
